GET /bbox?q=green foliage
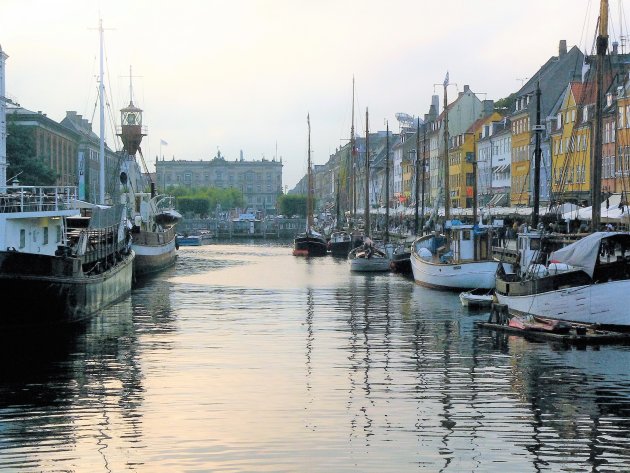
[6,123,57,185]
[177,197,210,216]
[278,194,308,217]
[167,186,246,214]
[494,93,517,114]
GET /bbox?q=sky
[0,0,621,189]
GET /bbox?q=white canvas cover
[549,232,616,278]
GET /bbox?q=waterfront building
[476,119,511,206]
[156,151,283,213]
[430,85,490,206]
[509,41,584,206]
[550,82,594,204]
[602,91,617,195]
[448,110,501,209]
[7,107,119,202]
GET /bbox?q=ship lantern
[118,101,145,156]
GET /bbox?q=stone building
[155,151,283,213]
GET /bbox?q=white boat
[410,225,500,290]
[496,231,630,327]
[348,243,392,272]
[117,70,181,277]
[459,288,494,308]
[0,189,135,325]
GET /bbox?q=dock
[478,303,630,345]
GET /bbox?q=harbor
[3,241,630,471]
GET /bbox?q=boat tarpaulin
[549,232,627,278]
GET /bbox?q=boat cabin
[444,224,492,263]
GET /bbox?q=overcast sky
[1,0,621,189]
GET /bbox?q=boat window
[462,230,471,240]
[56,225,62,243]
[43,227,49,245]
[19,229,26,248]
[530,238,541,251]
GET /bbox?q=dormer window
[582,106,589,123]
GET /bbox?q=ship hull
[410,251,498,290]
[132,229,178,276]
[0,250,135,327]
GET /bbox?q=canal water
[2,241,630,472]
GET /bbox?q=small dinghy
[508,314,571,334]
[459,288,494,308]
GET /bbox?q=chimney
[482,99,494,116]
[613,41,619,55]
[559,40,567,56]
[432,94,440,115]
[463,84,470,93]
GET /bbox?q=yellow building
[510,105,531,206]
[448,112,502,209]
[550,82,593,203]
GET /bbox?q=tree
[278,194,308,217]
[6,123,57,185]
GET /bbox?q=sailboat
[348,109,391,272]
[117,67,181,277]
[293,114,328,257]
[329,77,362,258]
[410,75,500,289]
[0,23,135,326]
[495,0,630,328]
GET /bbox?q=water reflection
[2,243,630,471]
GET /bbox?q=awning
[493,165,509,174]
[487,193,507,206]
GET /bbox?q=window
[43,227,49,245]
[19,229,26,248]
[56,225,62,243]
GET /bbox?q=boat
[496,231,630,327]
[0,187,135,326]
[495,2,630,328]
[507,314,571,334]
[176,230,212,247]
[0,32,134,326]
[459,288,494,308]
[117,68,181,277]
[293,115,328,257]
[328,230,353,257]
[410,75,501,290]
[349,110,392,272]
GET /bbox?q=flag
[443,71,449,87]
[160,139,168,146]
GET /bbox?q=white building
[476,119,511,207]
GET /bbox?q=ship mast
[351,77,357,221]
[592,0,608,230]
[385,121,390,244]
[443,74,450,222]
[532,81,542,229]
[364,108,370,236]
[307,114,313,231]
[98,19,106,205]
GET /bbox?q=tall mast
[351,76,357,220]
[592,0,608,230]
[414,118,420,234]
[98,18,106,205]
[421,120,427,235]
[307,114,313,231]
[364,108,370,235]
[385,121,390,244]
[532,81,542,229]
[443,75,450,222]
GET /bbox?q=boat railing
[0,186,78,213]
